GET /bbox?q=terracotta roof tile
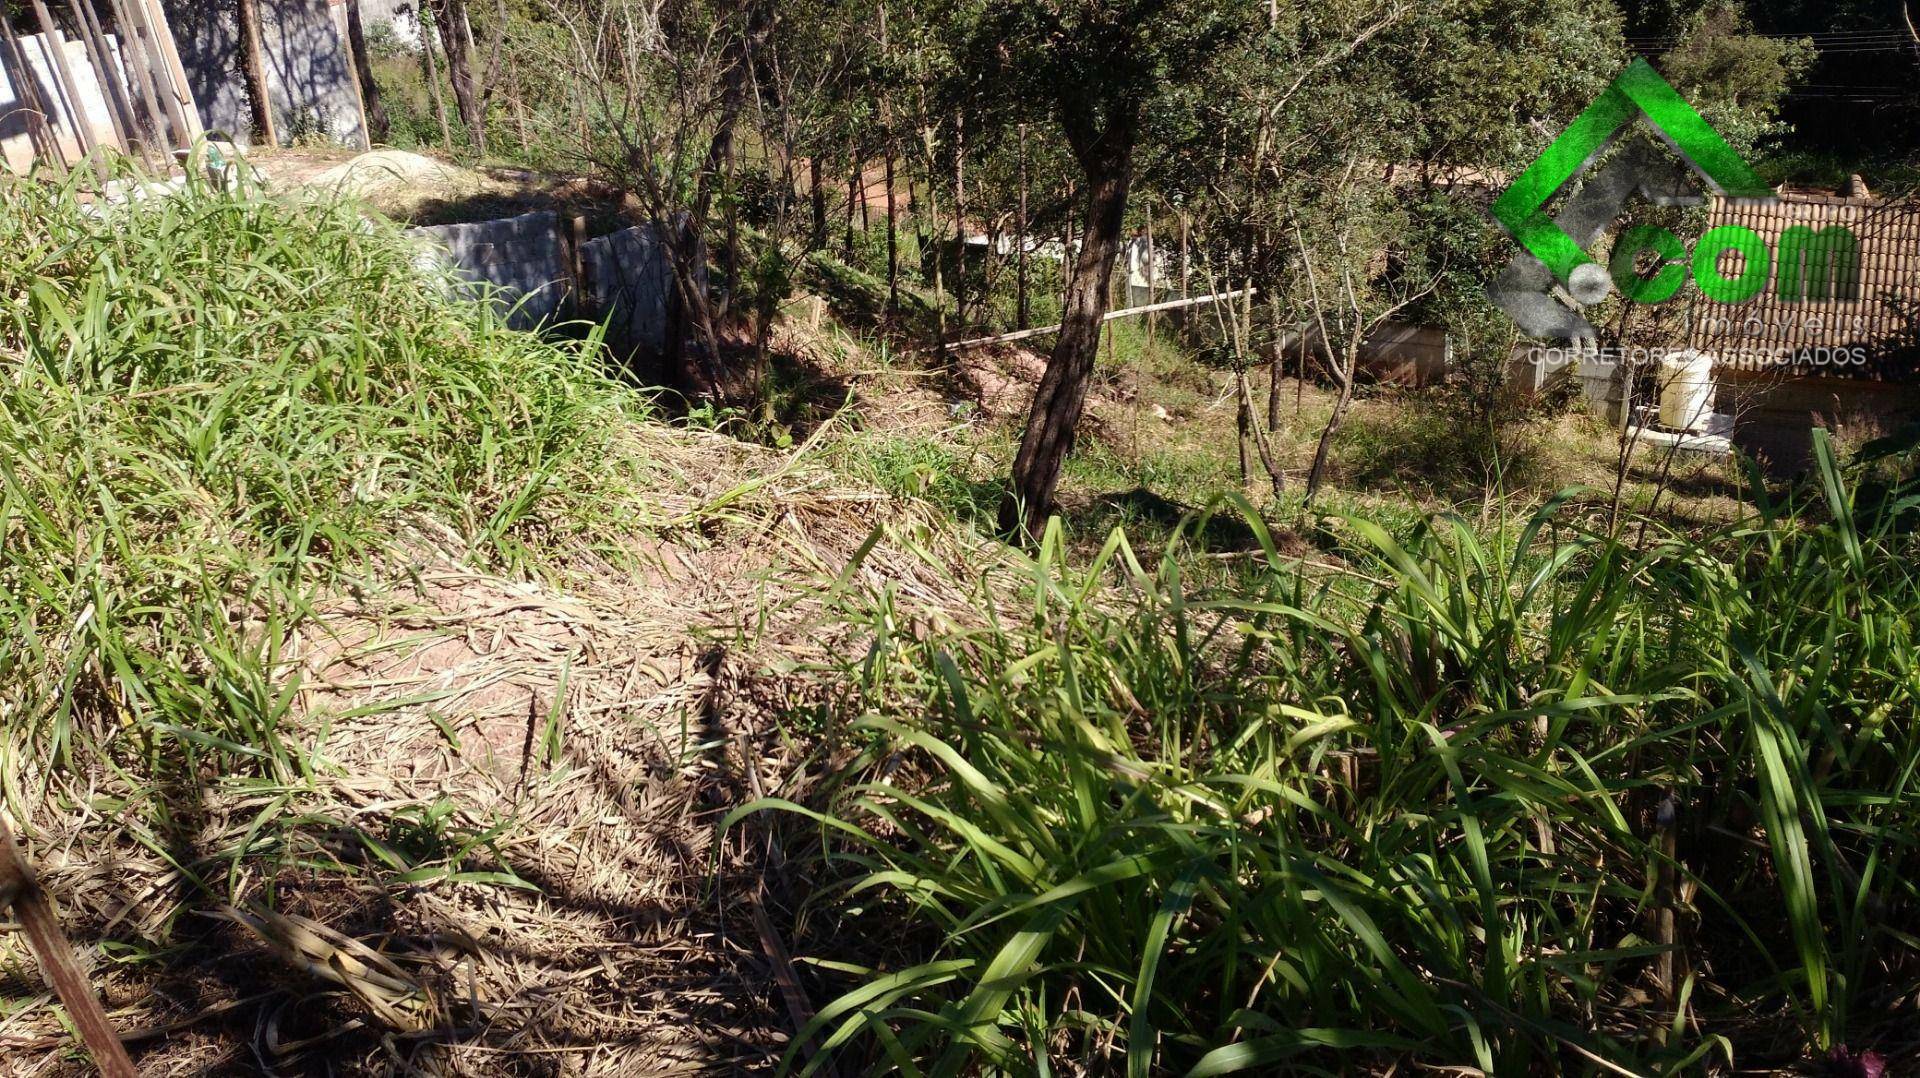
[1688,193,1920,379]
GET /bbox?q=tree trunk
[1304,356,1352,503]
[1236,370,1252,484]
[951,112,966,327]
[1267,295,1286,432]
[344,0,389,142]
[1016,123,1030,329]
[844,143,858,256]
[880,0,898,316]
[808,153,827,249]
[1268,331,1284,431]
[923,150,945,346]
[884,147,899,315]
[690,0,769,330]
[234,0,277,145]
[419,0,452,152]
[431,0,485,155]
[1001,122,1135,538]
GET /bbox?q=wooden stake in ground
[0,818,137,1078]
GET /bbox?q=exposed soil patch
[0,422,997,1075]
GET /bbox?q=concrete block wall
[411,210,575,332]
[408,211,692,355]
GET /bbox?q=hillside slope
[0,177,985,1075]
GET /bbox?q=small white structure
[1657,350,1716,433]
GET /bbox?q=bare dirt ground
[0,418,991,1075]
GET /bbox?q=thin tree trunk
[419,1,452,152]
[1305,356,1351,502]
[1144,203,1157,340]
[690,0,769,330]
[1268,346,1283,432]
[844,142,858,256]
[1267,298,1284,432]
[431,0,484,154]
[951,111,966,326]
[508,63,528,156]
[1016,122,1030,329]
[923,147,945,346]
[880,0,898,316]
[720,127,739,320]
[884,146,899,315]
[344,0,393,143]
[808,153,827,249]
[1002,121,1136,537]
[1237,369,1252,484]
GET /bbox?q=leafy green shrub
[740,436,1920,1074]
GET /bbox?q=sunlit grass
[739,434,1920,1074]
[0,172,658,887]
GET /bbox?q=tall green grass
[0,174,650,880]
[739,433,1920,1074]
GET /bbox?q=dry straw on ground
[0,419,1004,1076]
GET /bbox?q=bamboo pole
[109,0,191,148]
[129,0,199,144]
[948,288,1258,351]
[98,0,167,152]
